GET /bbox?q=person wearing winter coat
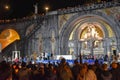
[100,63,112,80]
[110,62,120,80]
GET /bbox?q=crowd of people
[0,57,120,80]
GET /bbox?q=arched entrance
[79,22,104,58]
[59,11,120,59]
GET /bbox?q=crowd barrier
[24,59,104,65]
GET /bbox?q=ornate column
[89,39,94,59]
[103,38,107,55]
[79,41,82,63]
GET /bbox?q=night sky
[0,0,92,19]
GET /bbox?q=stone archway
[59,11,120,56]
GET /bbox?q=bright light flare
[45,7,49,10]
[45,6,49,12]
[5,5,10,10]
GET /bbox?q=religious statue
[51,31,56,56]
[38,34,43,54]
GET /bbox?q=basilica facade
[0,1,120,59]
